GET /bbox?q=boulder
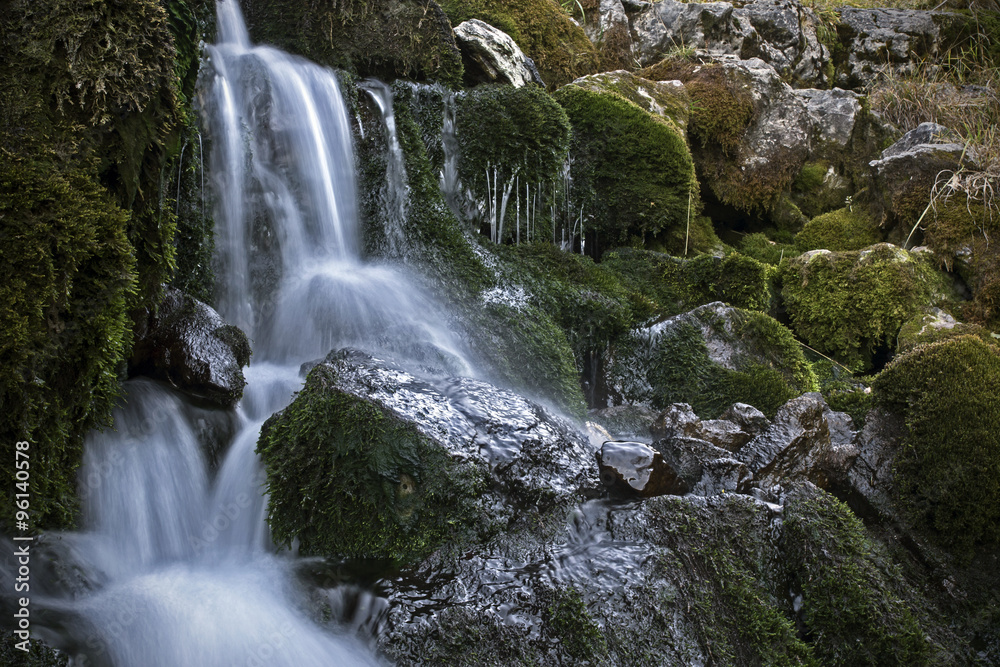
[596,440,690,497]
[257,348,600,564]
[129,288,251,407]
[454,19,543,87]
[562,70,691,133]
[629,0,829,86]
[651,402,755,451]
[604,302,818,418]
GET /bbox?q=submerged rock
[129,288,251,407]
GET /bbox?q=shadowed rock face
[130,288,251,407]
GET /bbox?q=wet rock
[454,19,544,87]
[257,349,600,564]
[738,392,858,490]
[843,407,905,522]
[651,403,755,452]
[129,288,251,408]
[597,440,690,497]
[720,402,771,435]
[587,404,658,442]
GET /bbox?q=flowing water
[19,0,481,663]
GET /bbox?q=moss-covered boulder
[553,86,713,258]
[240,0,464,86]
[795,206,882,252]
[257,349,599,564]
[780,243,950,370]
[896,307,998,354]
[438,0,600,87]
[872,336,1000,556]
[559,71,692,135]
[605,302,817,419]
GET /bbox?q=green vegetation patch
[553,87,710,257]
[438,0,600,87]
[783,488,931,666]
[780,244,946,370]
[795,207,882,252]
[610,305,817,418]
[872,335,1000,556]
[258,362,489,564]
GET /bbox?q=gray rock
[651,403,754,451]
[844,407,906,521]
[738,393,858,490]
[720,402,770,435]
[130,288,251,407]
[454,19,544,87]
[597,440,690,497]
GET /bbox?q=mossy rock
[780,244,950,371]
[437,0,600,87]
[559,71,692,135]
[257,349,597,564]
[553,86,710,258]
[241,0,463,86]
[0,156,136,530]
[872,335,1000,556]
[790,160,853,220]
[736,232,799,267]
[896,307,999,354]
[795,207,882,252]
[783,485,932,666]
[606,302,817,418]
[454,84,570,240]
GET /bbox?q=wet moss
[242,0,464,86]
[872,336,1000,556]
[545,587,608,661]
[780,245,947,370]
[783,488,931,666]
[258,362,489,564]
[553,86,708,258]
[795,207,882,252]
[438,0,600,87]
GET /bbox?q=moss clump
[737,232,799,266]
[455,84,570,239]
[611,305,817,418]
[545,587,608,661]
[243,0,463,86]
[791,161,852,219]
[602,249,774,319]
[257,362,488,564]
[553,87,709,258]
[437,0,600,87]
[896,309,998,354]
[0,157,136,529]
[872,336,1000,556]
[795,207,882,252]
[559,71,692,133]
[783,488,931,666]
[780,244,947,370]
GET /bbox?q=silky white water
[24,0,478,662]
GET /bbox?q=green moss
[783,488,931,666]
[791,161,852,219]
[553,87,708,257]
[243,0,463,86]
[619,307,817,418]
[437,0,600,87]
[795,207,882,252]
[737,232,799,267]
[896,310,998,354]
[0,635,67,667]
[559,71,691,133]
[872,336,1000,556]
[780,245,946,370]
[0,156,136,530]
[810,358,873,428]
[257,361,489,564]
[545,587,608,661]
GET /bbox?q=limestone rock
[454,19,544,87]
[130,288,251,407]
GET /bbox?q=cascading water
[19,0,479,663]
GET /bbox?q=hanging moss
[780,245,947,370]
[553,87,709,258]
[241,0,464,87]
[0,156,136,530]
[257,361,489,564]
[438,0,600,87]
[795,207,882,252]
[872,336,1000,556]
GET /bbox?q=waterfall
[21,0,481,662]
